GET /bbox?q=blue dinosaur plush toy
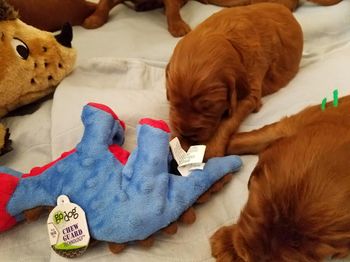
[0,103,242,253]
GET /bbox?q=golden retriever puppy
[211,95,350,261]
[166,3,303,157]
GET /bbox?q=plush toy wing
[0,103,242,251]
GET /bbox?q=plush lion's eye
[11,38,29,60]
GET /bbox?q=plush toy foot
[161,222,178,235]
[23,206,53,222]
[108,243,127,254]
[137,236,155,248]
[0,126,12,155]
[196,174,233,204]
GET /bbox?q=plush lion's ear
[0,0,18,21]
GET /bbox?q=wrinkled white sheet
[1,1,350,261]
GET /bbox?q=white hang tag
[169,137,206,176]
[178,163,206,177]
[169,137,187,165]
[47,195,90,258]
[178,145,206,167]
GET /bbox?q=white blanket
[1,1,350,261]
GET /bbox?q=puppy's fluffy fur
[166,3,303,157]
[211,95,350,261]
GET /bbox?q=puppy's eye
[200,101,212,111]
[222,108,230,117]
[11,38,29,60]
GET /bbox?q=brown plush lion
[0,0,76,154]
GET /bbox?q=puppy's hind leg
[227,117,293,155]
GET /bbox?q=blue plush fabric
[0,103,242,243]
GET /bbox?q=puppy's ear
[247,161,267,190]
[224,44,250,115]
[225,38,250,102]
[236,75,250,100]
[226,77,237,115]
[165,63,170,100]
[226,74,250,115]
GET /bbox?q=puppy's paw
[204,142,226,161]
[168,21,191,37]
[211,225,239,261]
[83,14,108,29]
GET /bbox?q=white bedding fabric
[1,1,350,261]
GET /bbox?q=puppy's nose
[182,133,197,140]
[181,128,203,142]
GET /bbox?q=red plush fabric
[139,118,170,133]
[109,144,130,165]
[88,102,126,130]
[0,173,19,232]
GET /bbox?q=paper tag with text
[178,145,206,167]
[169,137,187,165]
[170,137,206,176]
[47,195,90,258]
[178,163,206,177]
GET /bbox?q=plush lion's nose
[55,23,73,48]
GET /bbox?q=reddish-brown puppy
[166,3,303,157]
[7,0,122,31]
[211,95,350,261]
